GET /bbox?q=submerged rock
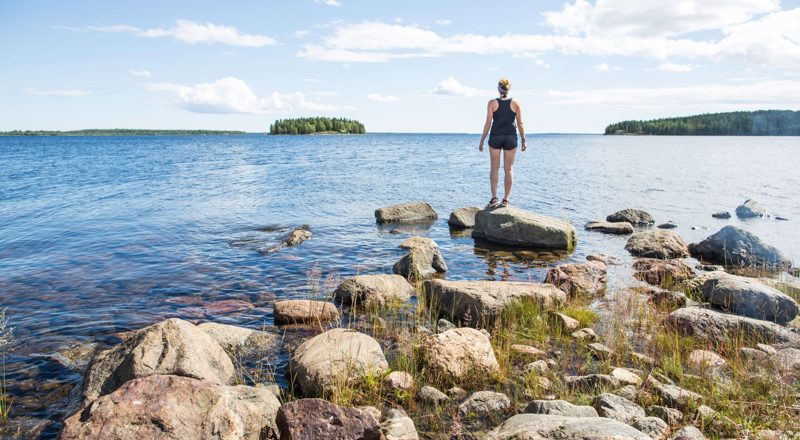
[735,199,768,218]
[472,206,577,250]
[61,375,281,440]
[81,318,235,404]
[544,261,607,297]
[448,206,480,229]
[607,208,655,226]
[585,221,634,235]
[700,272,798,324]
[625,230,689,259]
[424,279,565,327]
[333,274,413,308]
[274,299,339,325]
[375,202,437,224]
[422,327,500,382]
[276,398,382,440]
[688,226,789,269]
[287,328,388,396]
[393,245,447,280]
[486,414,651,440]
[668,306,800,348]
[285,227,312,246]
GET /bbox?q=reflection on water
[0,133,798,437]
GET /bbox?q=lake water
[0,133,798,437]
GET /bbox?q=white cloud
[366,93,399,102]
[129,69,152,77]
[315,0,342,6]
[24,88,91,97]
[593,63,621,72]
[293,30,309,38]
[534,59,551,69]
[430,78,491,97]
[543,0,779,37]
[145,77,337,114]
[544,80,800,106]
[85,19,276,47]
[296,7,800,71]
[658,62,694,72]
[435,19,452,26]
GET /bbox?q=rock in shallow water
[61,375,281,440]
[375,202,437,224]
[81,318,235,404]
[688,226,789,269]
[448,206,480,229]
[333,274,413,308]
[472,206,577,250]
[736,199,768,218]
[393,245,447,281]
[287,328,388,396]
[607,208,655,226]
[712,211,731,219]
[424,279,565,327]
[276,398,382,440]
[585,220,634,235]
[486,414,652,440]
[626,230,689,259]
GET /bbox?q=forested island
[605,110,800,135]
[0,129,248,136]
[269,117,365,135]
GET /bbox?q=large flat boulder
[287,329,388,396]
[544,261,607,297]
[607,208,655,226]
[625,230,689,259]
[81,318,235,404]
[61,375,280,440]
[486,414,652,440]
[472,206,577,250]
[333,274,413,308]
[585,220,634,235]
[449,207,481,229]
[276,398,382,440]
[667,306,800,348]
[525,400,598,417]
[423,327,500,383]
[424,280,565,327]
[688,226,790,269]
[700,272,798,324]
[375,202,437,224]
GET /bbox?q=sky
[1,0,799,133]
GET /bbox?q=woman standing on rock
[478,78,526,208]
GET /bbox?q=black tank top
[490,98,517,135]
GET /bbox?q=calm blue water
[0,133,798,436]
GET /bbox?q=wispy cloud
[145,77,337,114]
[78,19,276,47]
[129,69,152,77]
[435,19,452,26]
[315,0,342,6]
[430,78,491,97]
[593,63,622,72]
[658,62,695,72]
[366,93,399,102]
[24,88,91,97]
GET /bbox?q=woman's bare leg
[489,147,501,199]
[502,147,517,200]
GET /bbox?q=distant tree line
[0,129,248,136]
[269,117,366,135]
[605,110,800,136]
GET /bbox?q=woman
[478,78,526,208]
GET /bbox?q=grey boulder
[333,274,413,308]
[625,230,689,259]
[486,414,652,440]
[375,202,437,224]
[735,199,768,218]
[585,221,634,235]
[700,272,798,324]
[592,393,645,424]
[668,306,800,348]
[393,245,447,280]
[525,400,598,417]
[449,207,480,229]
[473,206,577,250]
[607,208,655,226]
[688,226,790,269]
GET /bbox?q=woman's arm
[515,101,526,151]
[478,100,493,152]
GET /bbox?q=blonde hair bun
[498,78,511,90]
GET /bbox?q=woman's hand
[479,141,484,152]
[521,139,527,152]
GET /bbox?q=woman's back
[490,98,517,135]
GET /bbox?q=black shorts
[488,134,518,150]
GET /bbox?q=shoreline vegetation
[605,110,800,136]
[0,129,248,136]
[269,117,366,135]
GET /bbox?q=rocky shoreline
[5,200,799,439]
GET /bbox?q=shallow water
[0,133,798,437]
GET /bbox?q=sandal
[487,197,499,208]
[500,199,509,207]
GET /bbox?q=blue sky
[2,0,799,133]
